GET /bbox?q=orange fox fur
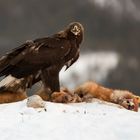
[74,82,113,102]
[74,82,139,112]
[0,91,27,103]
[36,88,50,101]
[37,81,139,111]
[51,88,81,103]
[37,87,81,103]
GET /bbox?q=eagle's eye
[71,25,81,36]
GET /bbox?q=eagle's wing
[0,36,72,78]
[0,41,35,77]
[35,36,80,71]
[0,36,71,92]
[65,49,80,71]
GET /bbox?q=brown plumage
[0,22,84,99]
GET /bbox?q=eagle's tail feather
[0,42,31,76]
[0,75,25,93]
[0,65,14,77]
[0,73,40,94]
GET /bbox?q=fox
[37,81,139,111]
[74,81,139,112]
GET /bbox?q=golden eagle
[0,22,84,98]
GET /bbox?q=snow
[0,99,140,140]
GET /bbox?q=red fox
[37,81,139,111]
[74,82,139,112]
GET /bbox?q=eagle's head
[67,22,84,44]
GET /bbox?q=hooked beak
[71,25,80,36]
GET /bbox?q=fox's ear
[134,96,140,104]
[133,97,139,112]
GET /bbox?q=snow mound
[0,100,140,140]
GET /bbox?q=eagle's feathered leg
[41,66,61,100]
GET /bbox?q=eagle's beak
[71,25,80,36]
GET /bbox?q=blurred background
[0,0,140,95]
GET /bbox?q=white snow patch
[0,100,140,140]
[60,51,119,88]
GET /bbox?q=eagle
[0,22,84,98]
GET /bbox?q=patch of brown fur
[0,91,27,103]
[36,87,82,103]
[36,88,49,101]
[51,88,82,103]
[74,82,113,102]
[51,91,73,103]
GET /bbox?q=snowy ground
[0,99,140,140]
